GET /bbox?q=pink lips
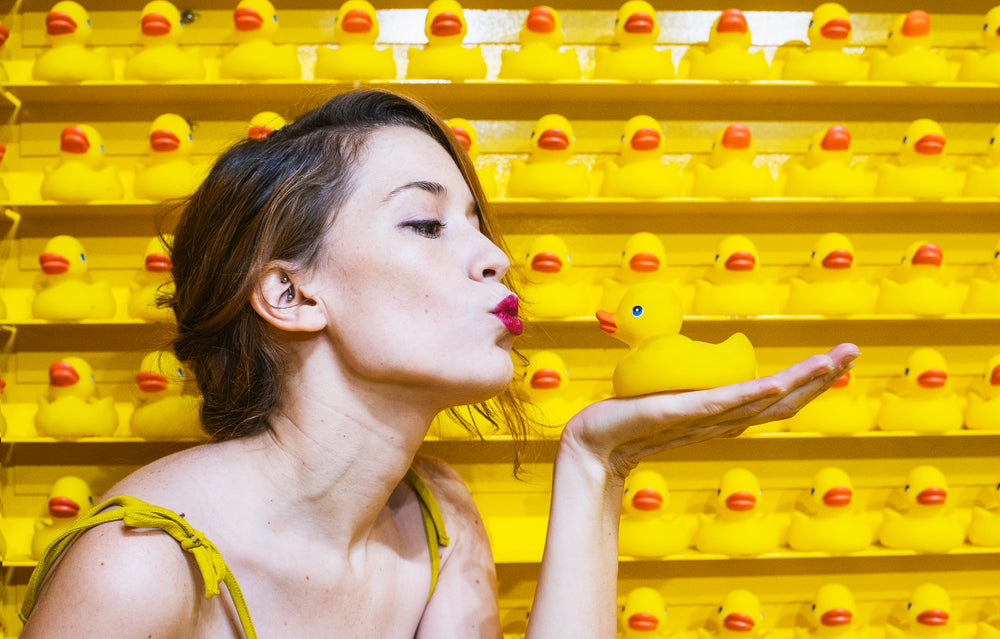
[493,294,523,336]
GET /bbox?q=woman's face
[311,126,518,409]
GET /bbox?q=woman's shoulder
[409,453,481,521]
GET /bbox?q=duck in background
[958,6,1000,83]
[446,117,498,198]
[594,1,674,81]
[507,114,590,198]
[885,584,963,639]
[518,350,588,433]
[692,124,775,198]
[518,234,595,318]
[875,119,961,199]
[619,468,689,557]
[965,353,1000,430]
[967,479,1000,546]
[32,234,116,320]
[315,1,395,80]
[31,476,94,559]
[128,235,174,321]
[498,6,581,81]
[32,1,114,83]
[247,110,286,140]
[133,114,205,201]
[700,590,771,639]
[130,350,204,439]
[781,125,871,198]
[784,370,874,434]
[966,240,1000,313]
[878,465,966,553]
[876,241,964,315]
[599,232,685,312]
[598,282,756,397]
[781,3,865,82]
[600,115,683,198]
[787,233,876,315]
[218,0,300,80]
[868,10,951,84]
[684,9,770,81]
[788,466,872,553]
[35,357,119,439]
[123,0,205,81]
[795,584,869,639]
[40,124,124,202]
[962,124,1000,198]
[695,468,779,555]
[407,0,487,80]
[620,587,671,638]
[877,347,963,432]
[692,235,783,316]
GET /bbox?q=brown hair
[166,89,531,468]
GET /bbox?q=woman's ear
[250,266,327,333]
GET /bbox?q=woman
[19,90,858,638]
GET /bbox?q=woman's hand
[560,343,860,480]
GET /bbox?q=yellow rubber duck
[692,124,775,198]
[35,357,119,439]
[963,124,1000,198]
[795,584,869,639]
[219,0,300,80]
[40,124,124,202]
[695,468,779,555]
[31,476,94,559]
[518,351,587,433]
[32,1,114,83]
[685,9,770,81]
[876,119,960,199]
[133,114,205,201]
[619,468,689,558]
[507,114,591,199]
[315,1,396,81]
[967,479,1000,546]
[32,234,116,320]
[407,0,486,81]
[788,467,872,553]
[781,3,865,82]
[247,110,286,140]
[787,233,877,315]
[130,351,204,439]
[601,115,683,198]
[446,117,498,199]
[877,348,963,432]
[975,625,1000,639]
[519,234,595,318]
[784,370,874,434]
[123,1,206,81]
[699,590,771,639]
[128,235,174,321]
[781,126,871,198]
[885,584,963,639]
[598,282,756,397]
[620,586,671,638]
[878,466,966,552]
[965,353,1000,430]
[692,235,783,316]
[498,6,581,81]
[599,232,685,313]
[958,6,1000,83]
[877,241,964,315]
[594,1,674,81]
[868,11,951,84]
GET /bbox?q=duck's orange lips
[248,124,274,140]
[48,496,81,518]
[725,491,756,511]
[530,368,561,389]
[60,126,90,154]
[822,249,853,269]
[724,612,755,632]
[916,486,947,506]
[821,609,853,626]
[150,129,181,152]
[916,610,949,626]
[450,126,472,152]
[628,612,660,631]
[40,252,71,274]
[46,11,78,35]
[722,124,751,150]
[630,128,661,152]
[631,488,663,511]
[629,252,661,272]
[914,134,945,156]
[596,310,616,334]
[911,243,943,267]
[820,18,851,40]
[141,12,173,37]
[821,125,852,151]
[341,9,373,33]
[823,486,853,507]
[624,12,654,34]
[537,129,569,151]
[49,361,80,387]
[832,371,851,388]
[137,371,169,393]
[917,369,947,389]
[990,364,1000,386]
[430,12,463,37]
[531,252,563,273]
[526,6,555,34]
[234,7,263,31]
[145,252,173,272]
[725,251,756,272]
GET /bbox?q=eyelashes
[405,220,446,238]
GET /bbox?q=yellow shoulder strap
[403,467,450,602]
[19,495,258,639]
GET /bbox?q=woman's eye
[407,221,445,238]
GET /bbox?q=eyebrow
[382,180,446,203]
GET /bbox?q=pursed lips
[492,294,523,336]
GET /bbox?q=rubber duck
[691,235,783,316]
[519,234,595,318]
[619,469,689,557]
[695,468,779,555]
[796,584,869,639]
[599,232,684,312]
[594,1,674,81]
[787,233,876,315]
[868,11,951,84]
[123,1,205,81]
[32,1,114,83]
[598,282,756,397]
[685,9,770,82]
[958,6,1000,83]
[964,239,1000,313]
[781,3,865,82]
[35,357,119,439]
[130,351,204,439]
[963,124,1000,198]
[877,348,963,432]
[620,587,670,638]
[31,476,94,559]
[498,6,582,81]
[784,370,874,433]
[518,350,588,433]
[876,241,964,315]
[700,589,770,639]
[218,0,300,80]
[878,466,966,552]
[600,115,683,198]
[407,0,486,81]
[885,584,963,639]
[876,119,960,199]
[133,113,205,201]
[788,467,872,553]
[128,235,174,321]
[315,0,396,81]
[692,124,775,198]
[32,234,116,320]
[975,624,1000,639]
[967,479,1000,546]
[507,114,591,199]
[447,117,498,198]
[965,353,1000,430]
[40,124,124,202]
[0,21,8,82]
[781,126,871,198]
[247,110,286,140]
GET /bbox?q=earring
[281,275,289,284]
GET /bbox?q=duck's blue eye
[905,368,910,375]
[188,134,193,141]
[90,374,95,382]
[985,23,990,30]
[715,254,720,262]
[89,496,94,504]
[100,145,105,153]
[87,20,91,27]
[811,488,816,495]
[718,606,724,614]
[272,15,277,22]
[79,253,86,262]
[902,136,908,144]
[632,305,643,317]
[808,20,814,27]
[717,489,721,496]
[990,137,995,145]
[994,251,999,259]
[621,134,626,142]
[624,488,629,495]
[811,251,816,259]
[905,484,910,492]
[177,368,184,377]
[908,603,913,610]
[812,604,817,611]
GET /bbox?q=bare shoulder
[410,453,483,524]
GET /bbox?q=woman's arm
[526,344,860,639]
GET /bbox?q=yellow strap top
[20,467,449,638]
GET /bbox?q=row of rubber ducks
[13,1,1000,84]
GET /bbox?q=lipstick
[493,294,523,336]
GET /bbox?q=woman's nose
[474,233,510,281]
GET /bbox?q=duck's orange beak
[234,7,263,31]
[629,252,661,273]
[916,610,949,626]
[430,12,463,37]
[248,124,274,140]
[145,252,172,272]
[716,9,748,34]
[141,12,172,36]
[49,361,80,387]
[537,128,569,151]
[831,371,851,388]
[341,8,373,33]
[820,18,851,40]
[911,243,942,266]
[530,368,561,390]
[821,126,851,151]
[137,371,169,393]
[531,252,563,273]
[822,249,853,270]
[630,127,661,151]
[596,310,617,334]
[624,12,654,34]
[526,6,555,33]
[914,134,945,156]
[823,486,852,507]
[450,126,472,152]
[821,609,853,627]
[722,124,751,150]
[48,496,81,518]
[725,251,756,271]
[990,364,1000,386]
[0,23,9,44]
[628,612,659,631]
[917,369,947,389]
[150,129,180,152]
[46,11,77,35]
[916,486,947,506]
[725,491,756,511]
[60,126,90,154]
[631,487,663,511]
[39,252,71,274]
[0,142,5,163]
[724,612,755,632]
[901,10,931,37]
